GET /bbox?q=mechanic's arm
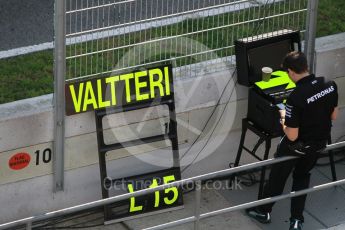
[282,125,299,141]
[331,107,339,120]
[279,110,299,141]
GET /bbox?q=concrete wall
[0,33,345,223]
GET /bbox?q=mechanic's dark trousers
[258,136,326,221]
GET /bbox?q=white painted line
[0,42,54,59]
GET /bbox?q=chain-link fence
[65,0,308,81]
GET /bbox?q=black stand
[233,118,281,199]
[233,118,337,200]
[325,136,337,182]
[94,101,180,222]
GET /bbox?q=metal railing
[1,141,344,230]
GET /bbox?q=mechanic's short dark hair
[282,51,308,74]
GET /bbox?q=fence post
[194,180,202,230]
[305,0,319,73]
[53,0,66,192]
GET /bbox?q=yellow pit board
[65,65,173,116]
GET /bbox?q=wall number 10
[127,175,179,212]
[34,148,52,165]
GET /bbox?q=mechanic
[246,51,339,230]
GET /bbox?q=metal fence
[65,0,308,81]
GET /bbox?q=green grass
[317,0,345,37]
[0,0,344,104]
[0,50,54,103]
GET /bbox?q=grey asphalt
[0,0,54,51]
[0,0,233,51]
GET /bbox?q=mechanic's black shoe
[245,208,271,224]
[289,218,303,230]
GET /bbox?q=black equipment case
[235,30,301,135]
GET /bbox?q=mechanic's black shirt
[285,74,338,141]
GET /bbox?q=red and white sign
[8,153,31,170]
